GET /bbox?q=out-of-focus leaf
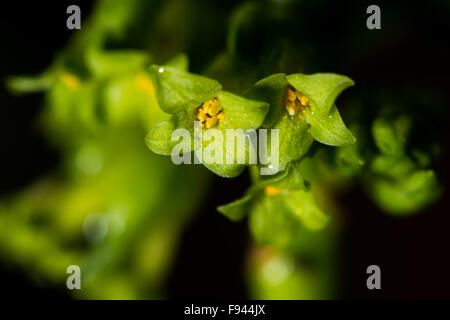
[7,74,54,94]
[86,49,150,77]
[369,169,440,215]
[372,117,411,156]
[370,154,415,179]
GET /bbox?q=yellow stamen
[135,73,155,96]
[60,72,80,90]
[284,86,309,116]
[205,117,218,128]
[217,112,225,124]
[265,186,283,196]
[299,94,309,106]
[286,88,297,102]
[196,97,224,129]
[197,107,207,122]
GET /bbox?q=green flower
[244,73,355,172]
[218,160,329,249]
[145,65,269,177]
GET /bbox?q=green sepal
[249,194,304,249]
[217,194,254,221]
[283,190,329,230]
[217,91,269,130]
[249,189,329,249]
[305,104,356,146]
[145,111,193,155]
[164,53,189,71]
[244,73,288,127]
[275,115,314,171]
[259,160,305,190]
[148,65,222,114]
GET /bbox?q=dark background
[0,0,449,299]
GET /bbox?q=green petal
[286,73,354,117]
[283,190,329,230]
[243,73,288,127]
[306,104,356,146]
[148,65,222,114]
[217,194,253,221]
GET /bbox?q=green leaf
[148,65,222,114]
[283,190,329,230]
[306,104,355,146]
[217,194,253,221]
[286,73,354,117]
